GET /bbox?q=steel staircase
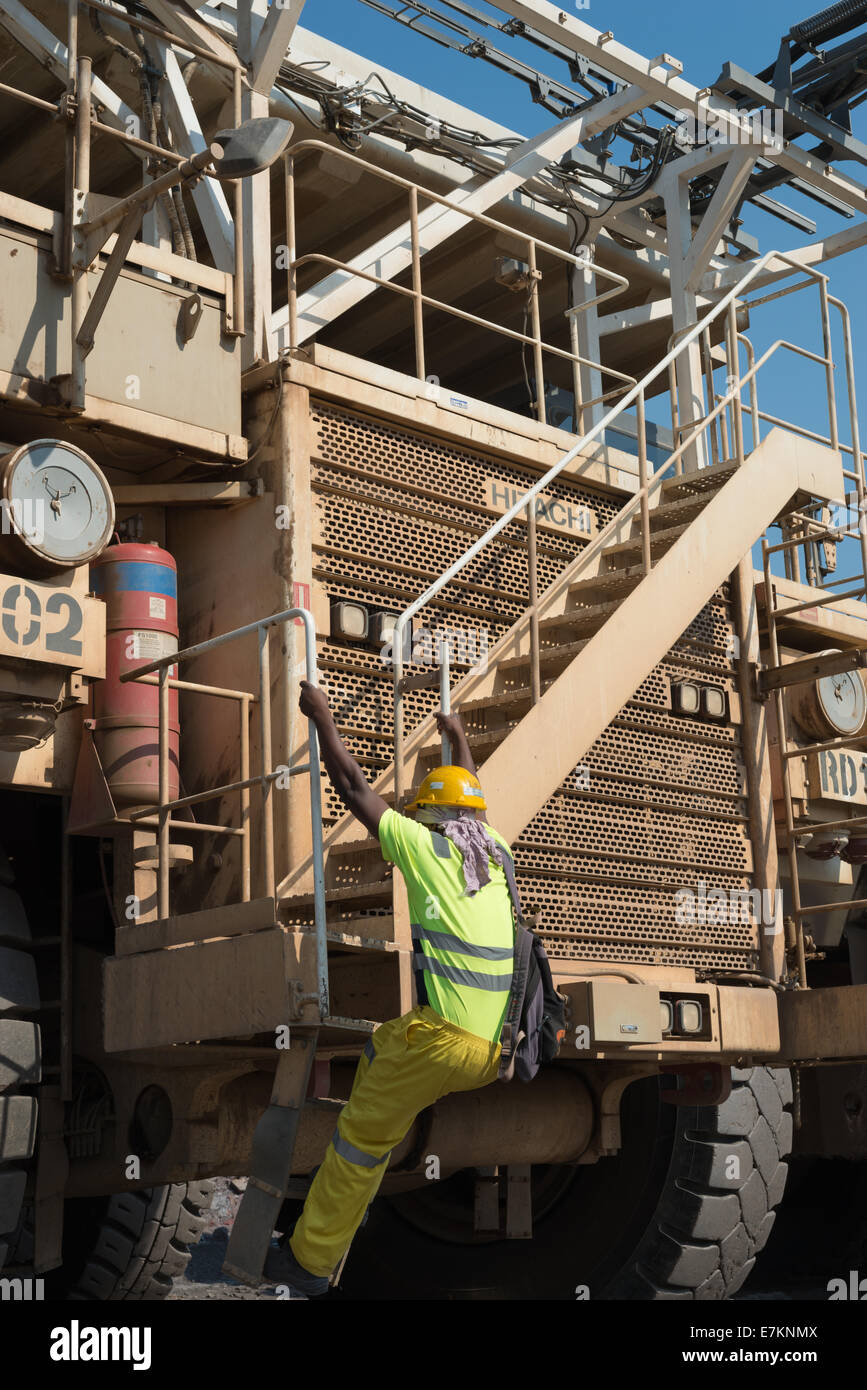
[278,433,842,953]
[278,253,854,942]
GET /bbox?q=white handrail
[390,247,833,793]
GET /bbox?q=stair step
[323,928,400,953]
[334,914,395,939]
[567,567,643,602]
[420,726,510,759]
[539,602,619,636]
[458,687,534,714]
[333,836,382,855]
[280,880,393,910]
[660,459,738,497]
[322,1015,378,1035]
[602,522,689,565]
[499,638,591,672]
[647,491,713,530]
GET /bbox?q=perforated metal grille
[522,794,751,874]
[312,403,619,529]
[511,874,756,968]
[310,401,759,969]
[584,723,745,797]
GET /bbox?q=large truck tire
[35,1181,217,1300]
[602,1066,793,1299]
[329,1065,793,1301]
[1,837,213,1299]
[0,850,41,1272]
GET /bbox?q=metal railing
[740,297,866,588]
[761,517,867,987]
[119,607,330,1018]
[280,138,633,427]
[679,291,867,588]
[754,285,867,988]
[389,248,856,803]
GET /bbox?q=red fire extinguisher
[90,543,180,808]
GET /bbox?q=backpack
[497,848,567,1082]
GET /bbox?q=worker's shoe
[263,1241,329,1298]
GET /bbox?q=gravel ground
[168,1226,829,1301]
[168,1181,290,1300]
[166,1178,839,1301]
[168,1230,277,1299]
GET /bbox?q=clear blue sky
[302,0,867,574]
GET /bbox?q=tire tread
[603,1067,793,1301]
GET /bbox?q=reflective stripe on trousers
[289,1005,501,1278]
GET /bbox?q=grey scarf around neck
[415,804,506,895]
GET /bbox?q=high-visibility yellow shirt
[378,808,514,1043]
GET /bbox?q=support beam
[141,193,173,283]
[684,147,757,292]
[570,257,604,433]
[702,218,867,298]
[205,17,677,267]
[272,83,647,348]
[0,0,138,130]
[249,0,306,95]
[160,44,235,272]
[493,1,867,217]
[598,295,710,339]
[239,0,273,365]
[660,167,706,469]
[143,0,241,73]
[76,205,146,356]
[588,140,746,223]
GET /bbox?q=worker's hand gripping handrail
[390,247,835,800]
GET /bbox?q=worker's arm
[434,710,477,777]
[299,681,389,836]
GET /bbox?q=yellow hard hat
[406,765,487,812]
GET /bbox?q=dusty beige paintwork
[2,0,867,1224]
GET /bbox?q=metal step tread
[660,459,738,497]
[602,521,689,559]
[321,1014,379,1035]
[324,913,396,939]
[331,837,384,854]
[498,638,591,671]
[567,567,643,599]
[648,491,714,529]
[280,879,393,908]
[538,601,619,634]
[457,686,534,714]
[420,725,511,758]
[322,928,400,953]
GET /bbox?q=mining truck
[2,0,867,1301]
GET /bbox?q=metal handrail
[120,607,330,1019]
[280,138,632,426]
[389,247,841,800]
[757,281,867,989]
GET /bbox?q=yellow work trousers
[290,1004,501,1278]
